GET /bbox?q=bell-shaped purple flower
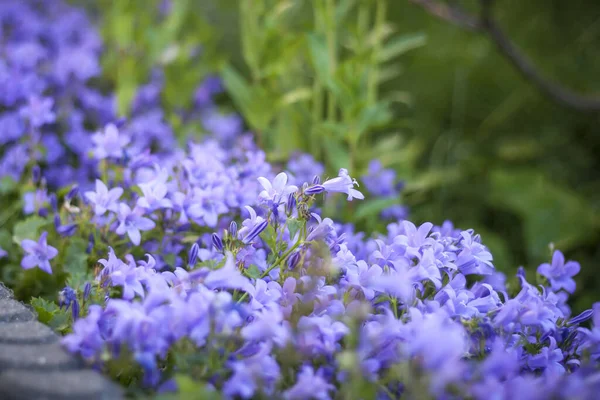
[538,250,580,293]
[115,203,155,246]
[321,168,364,201]
[85,179,123,216]
[257,172,298,207]
[91,123,130,159]
[20,231,58,274]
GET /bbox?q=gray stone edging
[0,282,122,400]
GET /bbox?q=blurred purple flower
[91,123,129,159]
[85,179,123,216]
[20,231,58,274]
[115,203,155,245]
[538,250,580,293]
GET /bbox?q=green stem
[325,0,337,121]
[368,0,386,106]
[391,297,398,319]
[237,239,303,304]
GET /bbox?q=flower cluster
[1,1,600,399]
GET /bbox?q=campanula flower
[85,179,123,216]
[321,168,364,201]
[137,169,173,211]
[257,172,298,207]
[20,231,58,274]
[537,250,580,293]
[19,95,55,128]
[91,123,130,159]
[284,366,334,400]
[115,203,156,245]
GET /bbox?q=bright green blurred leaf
[13,216,49,245]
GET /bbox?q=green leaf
[221,65,273,131]
[279,88,313,107]
[378,33,427,63]
[323,136,350,171]
[30,297,58,325]
[354,197,400,220]
[0,176,17,195]
[260,224,278,252]
[245,265,261,279]
[308,33,330,82]
[13,216,49,244]
[64,238,90,289]
[355,103,392,142]
[287,218,304,240]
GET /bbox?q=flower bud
[229,221,238,238]
[83,282,92,301]
[212,233,223,252]
[287,251,301,270]
[242,220,268,245]
[72,299,80,320]
[32,165,41,183]
[568,309,594,325]
[304,185,325,196]
[188,242,199,266]
[57,223,77,237]
[286,193,296,215]
[49,193,58,211]
[312,175,321,185]
[65,185,79,201]
[86,233,95,254]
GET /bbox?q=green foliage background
[73,0,600,312]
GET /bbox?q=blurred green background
[79,0,600,312]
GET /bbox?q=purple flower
[223,343,281,398]
[115,203,156,245]
[239,206,266,239]
[527,337,565,376]
[242,220,268,245]
[201,253,253,292]
[0,246,7,259]
[287,153,325,186]
[284,366,334,400]
[91,123,129,159]
[257,172,298,207]
[85,180,123,216]
[20,231,58,274]
[322,168,364,201]
[537,250,580,293]
[23,189,49,215]
[59,286,77,310]
[188,243,200,267]
[136,168,172,211]
[61,305,105,360]
[362,159,397,197]
[19,96,55,128]
[212,233,223,252]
